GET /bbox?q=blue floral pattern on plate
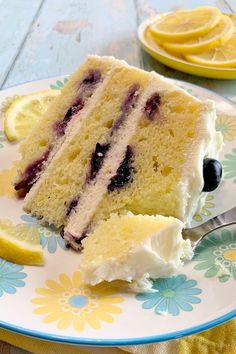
[0,259,27,297]
[136,274,202,316]
[222,148,236,184]
[0,131,5,149]
[50,78,68,90]
[20,214,67,254]
[193,229,236,282]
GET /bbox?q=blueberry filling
[66,197,79,216]
[73,224,91,244]
[54,70,102,137]
[108,145,134,192]
[121,84,140,113]
[143,93,161,120]
[202,158,222,192]
[81,69,101,86]
[112,84,140,132]
[54,97,84,136]
[15,147,52,191]
[87,143,110,181]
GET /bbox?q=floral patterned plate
[0,77,236,346]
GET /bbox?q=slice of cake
[15,56,223,251]
[80,213,192,291]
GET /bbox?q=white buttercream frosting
[175,98,223,227]
[81,216,193,292]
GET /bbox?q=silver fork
[182,206,236,251]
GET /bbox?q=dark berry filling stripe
[81,69,101,87]
[54,70,102,137]
[54,97,84,136]
[64,223,91,247]
[111,84,140,132]
[15,147,52,191]
[66,197,80,216]
[143,93,161,120]
[108,145,134,192]
[87,143,110,182]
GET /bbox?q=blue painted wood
[136,0,231,24]
[0,0,235,99]
[137,0,236,99]
[225,0,236,12]
[0,0,43,89]
[3,0,140,88]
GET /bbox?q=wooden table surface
[0,0,236,100]
[0,0,235,353]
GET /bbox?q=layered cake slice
[14,55,118,191]
[15,56,223,251]
[80,213,192,291]
[22,61,152,227]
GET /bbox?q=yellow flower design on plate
[194,195,215,222]
[0,165,17,198]
[216,113,236,141]
[1,95,20,112]
[31,271,124,331]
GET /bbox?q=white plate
[0,77,236,346]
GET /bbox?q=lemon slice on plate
[163,15,234,54]
[4,89,60,142]
[186,29,236,68]
[0,219,44,265]
[149,6,221,41]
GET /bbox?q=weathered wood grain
[225,0,236,12]
[136,0,231,24]
[3,0,140,88]
[2,0,235,96]
[0,0,43,89]
[0,340,10,354]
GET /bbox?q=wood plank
[0,340,10,354]
[224,0,236,12]
[136,0,231,24]
[0,0,43,89]
[136,0,236,98]
[3,0,140,88]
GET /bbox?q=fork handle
[184,206,236,247]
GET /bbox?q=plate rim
[0,76,236,346]
[1,309,235,346]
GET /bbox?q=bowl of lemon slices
[138,6,236,79]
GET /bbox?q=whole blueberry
[202,158,222,192]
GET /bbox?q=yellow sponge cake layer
[92,88,217,224]
[23,64,151,227]
[14,55,116,191]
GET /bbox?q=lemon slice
[149,6,221,41]
[0,219,44,265]
[163,15,234,54]
[4,89,60,142]
[186,30,236,67]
